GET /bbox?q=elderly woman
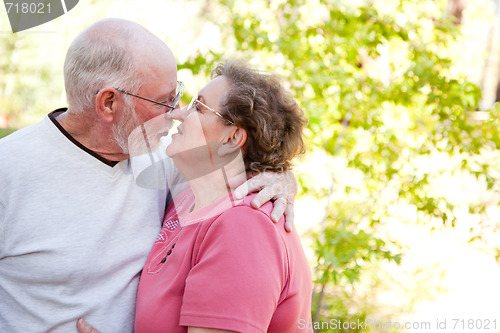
[133,61,312,333]
[79,61,312,333]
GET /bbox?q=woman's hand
[77,318,101,333]
[234,169,297,232]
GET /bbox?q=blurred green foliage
[0,128,17,138]
[0,33,65,126]
[179,0,500,330]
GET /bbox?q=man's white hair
[112,96,141,154]
[63,19,144,113]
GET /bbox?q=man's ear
[218,127,247,156]
[95,88,121,123]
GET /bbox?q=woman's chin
[165,144,177,158]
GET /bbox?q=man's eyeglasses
[187,94,235,126]
[115,81,184,114]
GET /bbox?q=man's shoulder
[0,118,47,150]
[0,117,56,173]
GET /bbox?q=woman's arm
[188,327,236,333]
[77,319,100,333]
[77,319,237,333]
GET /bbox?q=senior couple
[0,18,312,333]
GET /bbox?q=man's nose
[167,105,186,121]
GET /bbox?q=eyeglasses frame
[187,94,235,126]
[115,81,184,114]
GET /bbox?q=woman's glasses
[186,94,235,126]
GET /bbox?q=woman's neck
[186,156,247,212]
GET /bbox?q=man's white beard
[112,100,141,154]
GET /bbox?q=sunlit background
[1,0,499,332]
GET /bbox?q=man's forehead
[141,66,177,94]
[167,79,180,96]
[138,47,177,83]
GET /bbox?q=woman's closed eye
[194,101,203,113]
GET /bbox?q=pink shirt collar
[172,188,252,227]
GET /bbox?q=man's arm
[234,169,297,231]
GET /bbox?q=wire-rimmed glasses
[116,81,184,114]
[186,94,235,126]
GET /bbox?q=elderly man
[0,18,296,333]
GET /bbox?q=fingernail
[234,190,243,199]
[78,318,88,329]
[252,200,260,208]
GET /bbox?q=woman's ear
[95,88,121,123]
[218,127,247,156]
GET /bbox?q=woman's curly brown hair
[212,60,307,173]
